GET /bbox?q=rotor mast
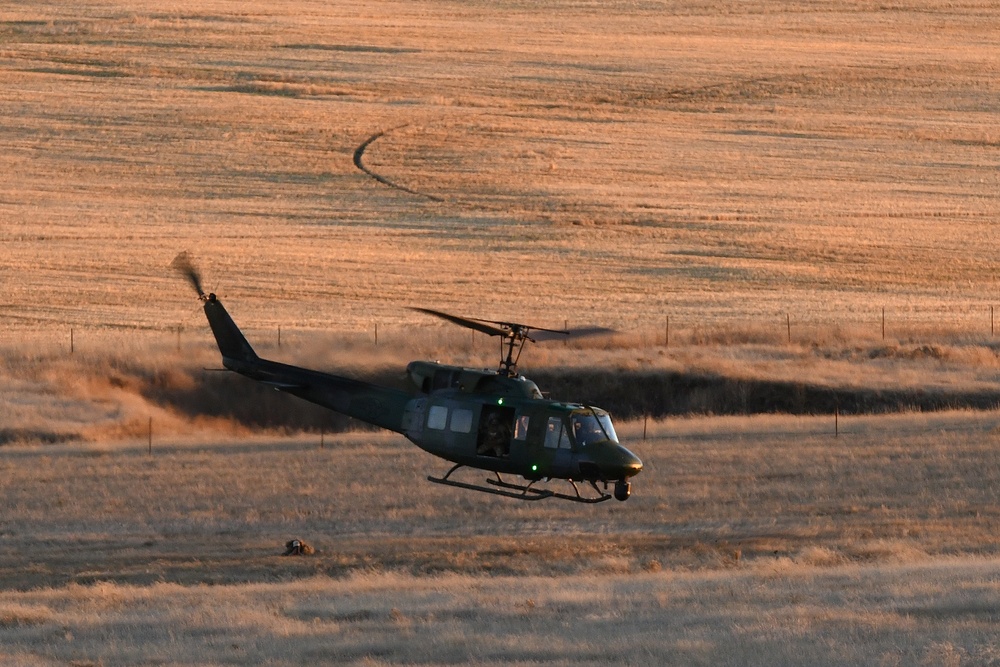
[498,325,532,377]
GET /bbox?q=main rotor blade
[479,318,570,337]
[171,251,205,298]
[414,308,615,343]
[531,326,617,342]
[411,308,510,337]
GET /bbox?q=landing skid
[427,464,612,503]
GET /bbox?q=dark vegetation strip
[530,370,1000,419]
[134,367,1000,433]
[0,428,79,446]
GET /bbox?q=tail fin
[202,294,259,363]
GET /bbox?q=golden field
[2,0,1000,664]
[1,0,998,334]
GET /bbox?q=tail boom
[202,295,411,433]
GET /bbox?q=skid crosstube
[427,465,612,504]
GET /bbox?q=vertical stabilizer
[202,294,258,363]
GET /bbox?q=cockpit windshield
[571,412,619,446]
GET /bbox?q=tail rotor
[171,251,207,300]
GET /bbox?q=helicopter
[173,253,642,503]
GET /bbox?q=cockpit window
[544,417,572,449]
[544,417,561,449]
[571,412,619,446]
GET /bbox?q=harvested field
[0,0,998,335]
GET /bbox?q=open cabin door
[476,405,516,458]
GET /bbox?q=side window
[450,408,473,434]
[544,417,561,449]
[427,405,448,430]
[514,415,530,441]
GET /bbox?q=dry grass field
[3,0,1000,664]
[2,415,1000,664]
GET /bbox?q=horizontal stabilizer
[261,381,308,391]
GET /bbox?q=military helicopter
[173,253,642,503]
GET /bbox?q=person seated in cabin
[495,421,511,457]
[478,411,510,457]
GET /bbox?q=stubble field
[2,0,1000,664]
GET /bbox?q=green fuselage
[401,362,642,483]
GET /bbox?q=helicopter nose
[614,445,643,478]
[581,442,643,480]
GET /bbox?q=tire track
[351,119,550,217]
[352,126,444,202]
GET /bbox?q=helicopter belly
[405,433,520,473]
[538,449,575,479]
[552,460,575,479]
